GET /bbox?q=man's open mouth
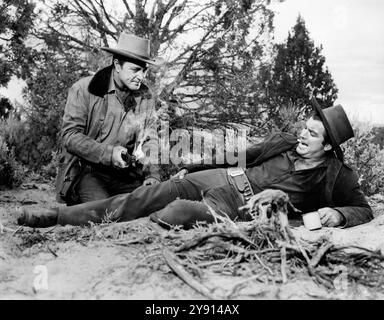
[297,139,308,147]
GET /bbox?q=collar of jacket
[88,65,151,98]
[324,154,343,205]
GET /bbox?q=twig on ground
[47,244,58,258]
[196,258,228,267]
[253,252,274,275]
[280,245,287,283]
[225,274,264,299]
[0,219,16,234]
[310,242,333,267]
[111,235,154,246]
[202,196,238,229]
[176,231,258,252]
[163,249,221,300]
[12,226,23,236]
[42,225,58,235]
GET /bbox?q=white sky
[1,0,384,125]
[270,0,384,125]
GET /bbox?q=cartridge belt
[227,167,255,204]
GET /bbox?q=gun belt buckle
[227,167,245,177]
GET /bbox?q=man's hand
[142,177,160,186]
[171,169,188,180]
[112,146,128,169]
[318,207,345,227]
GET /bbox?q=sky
[1,0,384,125]
[269,0,384,125]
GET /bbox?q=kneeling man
[18,98,373,229]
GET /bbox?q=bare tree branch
[122,0,135,18]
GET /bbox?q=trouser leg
[150,181,245,229]
[57,168,230,226]
[58,179,180,226]
[76,172,110,203]
[150,199,214,229]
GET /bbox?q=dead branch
[280,246,287,283]
[163,249,220,299]
[310,242,334,268]
[121,0,135,18]
[46,244,58,258]
[175,231,258,252]
[0,219,16,234]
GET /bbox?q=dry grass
[2,184,384,299]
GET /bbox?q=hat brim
[101,47,160,65]
[310,97,344,160]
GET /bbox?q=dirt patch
[1,182,384,300]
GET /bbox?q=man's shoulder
[340,162,358,178]
[331,158,359,184]
[342,162,355,171]
[264,132,298,146]
[328,155,356,173]
[71,75,93,90]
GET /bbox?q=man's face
[115,60,147,91]
[296,117,331,159]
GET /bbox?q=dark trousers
[76,165,143,203]
[57,168,245,228]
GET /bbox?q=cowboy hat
[310,97,354,160]
[101,33,161,65]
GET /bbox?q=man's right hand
[171,168,188,180]
[112,146,128,169]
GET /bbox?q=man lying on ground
[18,98,373,229]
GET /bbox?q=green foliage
[0,96,14,119]
[0,114,41,169]
[3,0,275,173]
[372,126,384,149]
[0,131,27,188]
[171,0,274,130]
[270,102,306,136]
[0,0,37,87]
[16,53,89,170]
[259,15,338,130]
[32,0,274,131]
[41,151,60,180]
[343,122,384,196]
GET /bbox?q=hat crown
[311,97,354,160]
[100,32,160,65]
[322,104,354,145]
[115,33,150,59]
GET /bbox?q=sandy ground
[1,181,384,300]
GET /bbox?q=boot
[17,207,59,228]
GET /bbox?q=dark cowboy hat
[311,97,354,161]
[101,33,161,65]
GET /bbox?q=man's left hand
[142,177,160,186]
[318,207,345,227]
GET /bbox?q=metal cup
[302,211,322,231]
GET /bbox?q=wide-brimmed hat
[311,97,354,160]
[101,33,160,65]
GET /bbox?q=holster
[55,154,84,205]
[227,167,254,203]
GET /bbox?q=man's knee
[150,199,214,229]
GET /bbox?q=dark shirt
[246,150,327,213]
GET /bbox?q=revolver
[121,153,137,167]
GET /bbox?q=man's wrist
[335,209,347,227]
